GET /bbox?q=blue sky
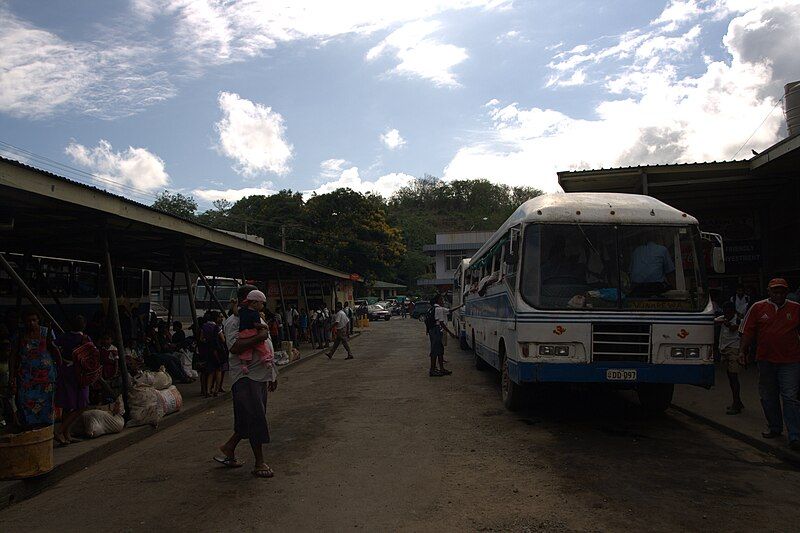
[1,0,798,207]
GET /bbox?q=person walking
[731,284,750,319]
[344,302,354,336]
[715,301,743,414]
[326,302,353,360]
[215,284,278,478]
[739,278,800,450]
[321,304,331,348]
[427,294,455,377]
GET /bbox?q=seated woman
[144,325,193,384]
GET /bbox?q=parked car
[367,304,392,321]
[411,301,431,320]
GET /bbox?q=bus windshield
[521,224,707,312]
[196,282,239,304]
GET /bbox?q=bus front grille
[592,323,651,362]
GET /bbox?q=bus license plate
[606,369,637,381]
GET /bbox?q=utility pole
[281,224,286,252]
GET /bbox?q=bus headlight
[538,345,570,357]
[671,346,701,358]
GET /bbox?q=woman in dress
[198,311,226,397]
[54,314,91,445]
[13,308,58,432]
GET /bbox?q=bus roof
[472,193,698,263]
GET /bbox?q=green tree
[303,189,406,280]
[151,190,198,220]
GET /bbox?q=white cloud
[65,140,169,193]
[484,98,501,107]
[215,91,293,176]
[0,6,175,119]
[496,29,527,43]
[380,128,407,150]
[653,0,703,31]
[193,184,278,203]
[366,20,468,87]
[308,166,416,198]
[158,0,508,66]
[320,158,349,178]
[445,1,800,191]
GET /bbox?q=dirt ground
[3,318,800,532]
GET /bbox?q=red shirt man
[740,280,800,364]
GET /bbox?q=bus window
[39,258,71,298]
[72,263,99,298]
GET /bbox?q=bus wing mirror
[712,247,725,274]
[701,232,725,274]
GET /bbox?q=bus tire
[637,384,674,414]
[501,355,524,411]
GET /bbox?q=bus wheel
[637,384,674,414]
[501,356,523,411]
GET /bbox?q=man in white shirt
[214,284,278,479]
[325,302,353,359]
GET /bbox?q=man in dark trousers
[326,302,353,360]
[427,294,455,377]
[215,284,278,478]
[739,278,800,450]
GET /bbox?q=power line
[731,93,786,159]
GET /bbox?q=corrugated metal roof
[422,242,484,252]
[0,156,357,281]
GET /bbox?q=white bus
[463,193,724,412]
[452,258,470,349]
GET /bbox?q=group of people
[714,279,800,451]
[0,308,121,446]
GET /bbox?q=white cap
[246,289,267,302]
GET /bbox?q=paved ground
[4,318,800,532]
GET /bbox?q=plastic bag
[136,366,173,390]
[156,385,183,416]
[126,383,165,428]
[79,409,125,438]
[178,348,199,379]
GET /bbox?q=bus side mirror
[701,231,725,274]
[712,247,725,274]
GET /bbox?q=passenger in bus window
[541,235,585,285]
[629,231,676,294]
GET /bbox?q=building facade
[417,231,494,289]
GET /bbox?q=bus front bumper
[508,361,714,387]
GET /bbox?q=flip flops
[213,456,244,468]
[252,464,274,478]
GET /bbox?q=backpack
[73,335,102,388]
[424,306,437,332]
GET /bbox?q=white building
[417,231,493,288]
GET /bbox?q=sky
[1,0,798,208]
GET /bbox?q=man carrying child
[215,285,278,479]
